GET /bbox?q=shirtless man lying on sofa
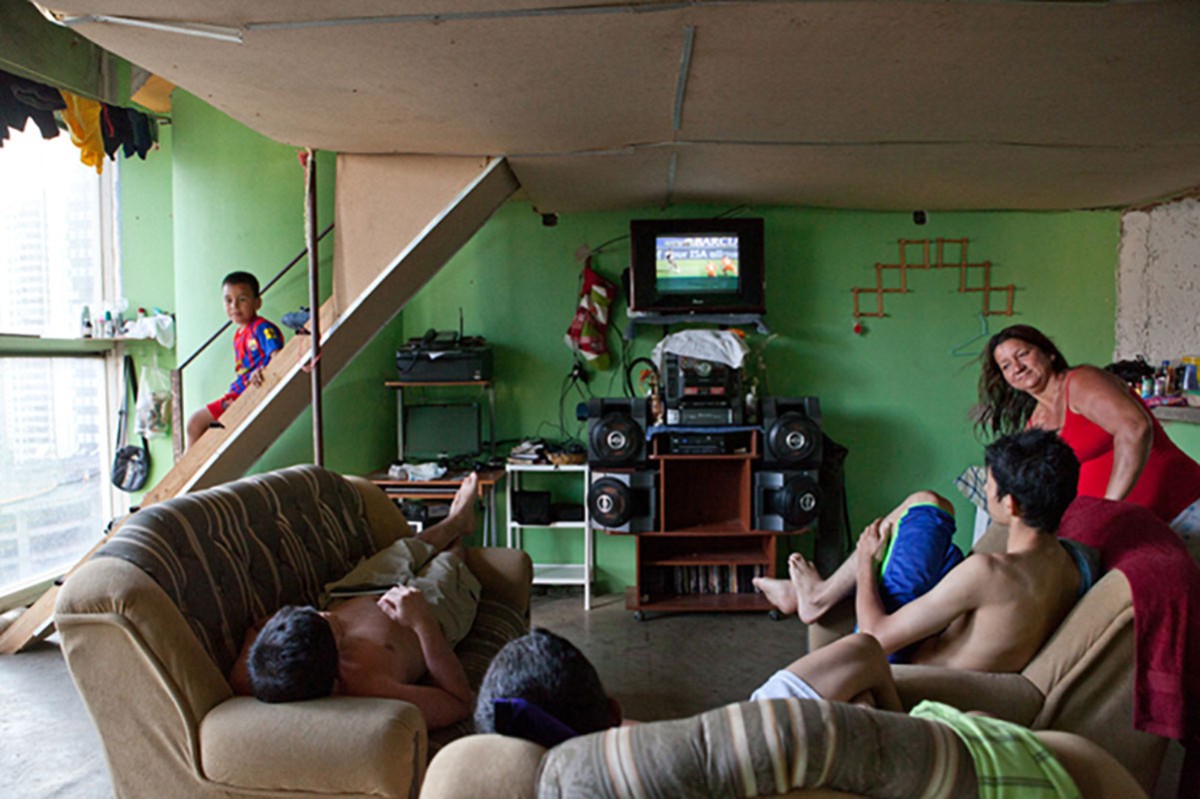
[754,429,1098,671]
[230,474,481,730]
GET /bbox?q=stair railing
[169,223,335,461]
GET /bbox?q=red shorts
[206,392,239,421]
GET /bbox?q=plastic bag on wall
[134,362,172,438]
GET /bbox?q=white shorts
[750,669,823,703]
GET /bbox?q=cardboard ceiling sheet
[39,0,1200,210]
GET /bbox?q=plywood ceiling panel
[38,0,1200,210]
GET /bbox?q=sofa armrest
[891,665,1043,724]
[465,547,533,616]
[200,696,425,797]
[421,734,544,799]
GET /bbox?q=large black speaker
[761,397,822,468]
[586,398,648,467]
[588,470,658,533]
[754,470,821,532]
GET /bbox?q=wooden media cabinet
[625,430,802,618]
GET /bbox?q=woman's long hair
[973,324,1070,438]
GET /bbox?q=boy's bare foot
[752,576,799,615]
[789,553,829,624]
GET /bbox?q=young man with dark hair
[247,606,339,702]
[474,628,621,747]
[754,429,1095,671]
[186,270,285,447]
[235,475,481,730]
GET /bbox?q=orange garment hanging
[59,90,105,173]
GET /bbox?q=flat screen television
[629,217,765,316]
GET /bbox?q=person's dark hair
[247,606,338,702]
[984,429,1079,532]
[222,270,261,298]
[973,324,1070,438]
[474,628,614,738]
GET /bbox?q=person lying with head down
[474,628,1144,798]
[229,474,482,730]
[755,429,1100,671]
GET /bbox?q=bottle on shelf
[80,306,92,339]
[1153,360,1169,397]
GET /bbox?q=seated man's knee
[843,632,887,663]
[904,490,953,516]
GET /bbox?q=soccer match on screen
[654,234,740,293]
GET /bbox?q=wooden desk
[367,468,505,546]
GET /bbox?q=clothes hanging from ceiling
[1,67,160,172]
[60,90,106,173]
[0,69,65,147]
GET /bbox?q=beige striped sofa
[420,697,978,799]
[55,464,531,799]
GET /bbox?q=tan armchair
[807,522,1168,795]
[55,465,531,799]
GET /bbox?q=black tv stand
[623,312,770,339]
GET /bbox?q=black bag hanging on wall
[112,355,151,492]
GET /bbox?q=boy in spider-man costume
[186,272,284,447]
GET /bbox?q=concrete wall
[1116,197,1200,362]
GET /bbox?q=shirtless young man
[758,429,1091,671]
[234,474,480,730]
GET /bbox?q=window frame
[0,149,124,611]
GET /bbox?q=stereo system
[588,470,658,533]
[583,394,822,533]
[662,354,743,426]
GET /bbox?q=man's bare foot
[789,553,830,624]
[753,576,798,615]
[417,472,478,551]
[445,472,478,540]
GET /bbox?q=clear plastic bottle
[80,306,92,338]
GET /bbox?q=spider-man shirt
[206,316,283,420]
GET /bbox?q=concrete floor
[0,588,1182,798]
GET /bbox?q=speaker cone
[767,473,820,528]
[767,412,819,464]
[589,413,643,465]
[589,477,633,528]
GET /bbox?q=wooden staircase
[0,154,519,654]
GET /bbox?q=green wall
[404,202,1120,592]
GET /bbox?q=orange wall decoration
[852,237,1015,318]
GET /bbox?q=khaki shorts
[325,538,481,648]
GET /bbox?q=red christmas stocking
[565,261,616,364]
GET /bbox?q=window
[0,124,116,600]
